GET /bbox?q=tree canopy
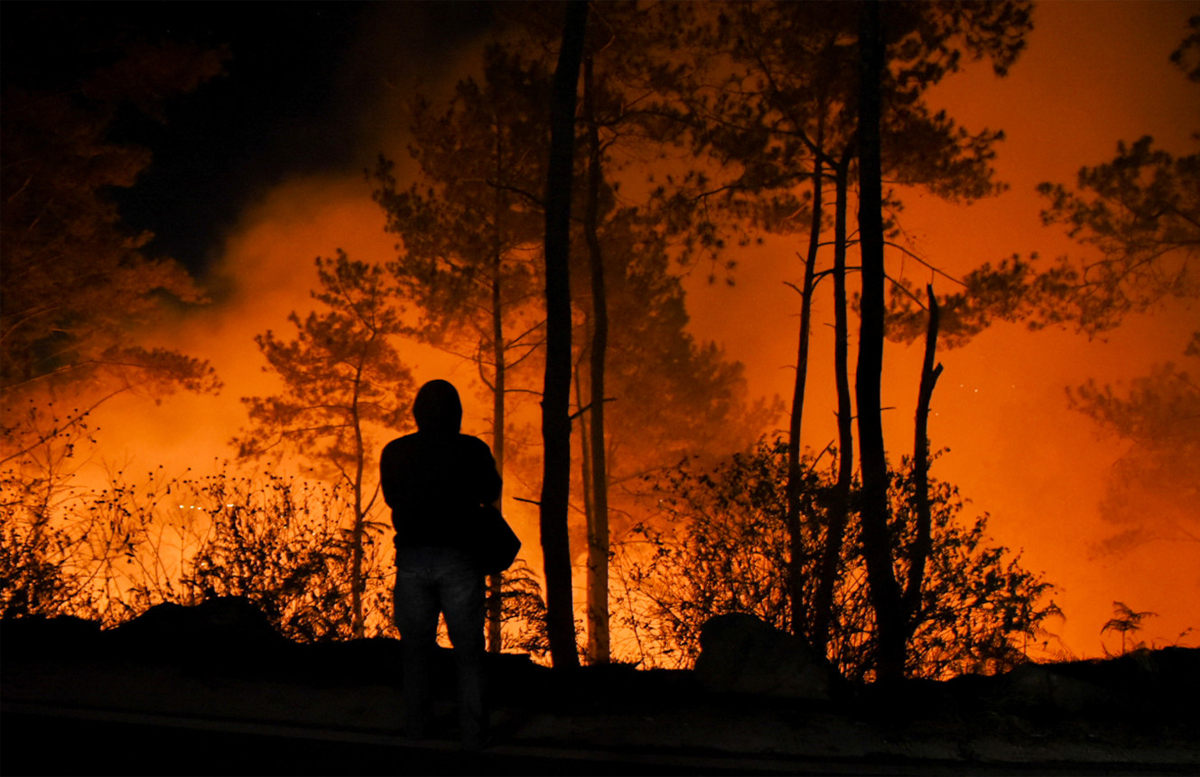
[1,38,225,466]
[234,252,415,637]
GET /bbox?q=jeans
[393,546,485,747]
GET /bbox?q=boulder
[1003,663,1113,713]
[694,613,834,700]
[106,596,290,667]
[0,615,101,661]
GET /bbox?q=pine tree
[233,253,415,639]
[656,0,1031,678]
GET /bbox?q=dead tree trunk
[903,285,943,622]
[812,151,853,658]
[785,117,825,639]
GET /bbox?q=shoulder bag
[474,504,521,576]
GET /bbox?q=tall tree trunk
[487,133,507,654]
[582,54,611,665]
[855,0,906,683]
[573,339,597,659]
[903,285,943,621]
[785,122,823,639]
[575,343,595,534]
[540,0,587,670]
[812,152,854,658]
[350,486,365,638]
[350,365,367,639]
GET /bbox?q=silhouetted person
[381,379,501,750]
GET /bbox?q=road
[4,702,1192,777]
[0,703,835,776]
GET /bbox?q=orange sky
[682,0,1200,656]
[87,1,1199,659]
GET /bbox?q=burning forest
[2,0,1197,689]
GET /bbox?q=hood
[412,379,462,434]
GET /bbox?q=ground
[1,603,1197,775]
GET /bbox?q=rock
[694,613,833,700]
[1003,663,1113,713]
[106,596,290,667]
[0,615,101,661]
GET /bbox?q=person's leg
[437,551,487,748]
[394,555,440,739]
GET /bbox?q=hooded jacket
[380,380,502,550]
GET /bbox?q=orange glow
[683,1,1199,656]
[60,1,1200,660]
